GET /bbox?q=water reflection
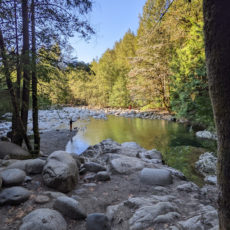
[65,115,216,185]
[65,115,202,154]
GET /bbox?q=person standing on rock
[69,118,73,132]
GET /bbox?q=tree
[203,0,230,228]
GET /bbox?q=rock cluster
[0,139,218,230]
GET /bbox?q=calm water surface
[66,115,216,185]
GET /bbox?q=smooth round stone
[140,168,172,186]
[35,195,50,204]
[19,208,67,230]
[53,196,86,220]
[0,142,30,159]
[86,213,111,230]
[0,186,30,205]
[0,168,26,186]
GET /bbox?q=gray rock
[195,152,217,176]
[19,208,67,230]
[140,168,172,186]
[178,205,218,230]
[0,168,26,186]
[25,158,45,174]
[35,195,50,204]
[82,139,121,158]
[129,202,179,230]
[120,142,145,157]
[138,149,162,161]
[42,151,78,193]
[7,158,45,174]
[0,176,2,189]
[0,141,30,159]
[110,155,145,174]
[84,162,106,173]
[53,196,86,220]
[0,186,30,205]
[96,171,110,181]
[86,213,111,230]
[7,160,27,171]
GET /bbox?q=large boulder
[42,151,78,192]
[19,208,67,230]
[53,196,86,220]
[109,155,145,174]
[0,141,30,159]
[0,186,30,205]
[0,168,26,186]
[140,168,172,186]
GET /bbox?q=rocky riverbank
[0,107,175,138]
[0,139,218,230]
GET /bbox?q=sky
[69,0,146,63]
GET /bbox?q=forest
[1,0,230,229]
[0,0,214,134]
[37,0,214,129]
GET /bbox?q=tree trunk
[12,0,22,145]
[0,29,32,152]
[203,0,230,229]
[31,0,40,153]
[21,0,30,134]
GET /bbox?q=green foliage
[29,0,214,129]
[170,19,214,129]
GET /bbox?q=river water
[66,115,216,185]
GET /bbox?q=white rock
[195,152,217,176]
[196,131,217,140]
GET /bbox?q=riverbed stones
[0,186,30,205]
[0,141,30,159]
[140,168,172,186]
[86,213,111,230]
[53,196,86,220]
[42,151,79,193]
[19,208,67,230]
[0,168,26,186]
[83,162,106,173]
[109,155,145,174]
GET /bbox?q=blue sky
[69,0,146,63]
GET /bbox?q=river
[66,115,216,186]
